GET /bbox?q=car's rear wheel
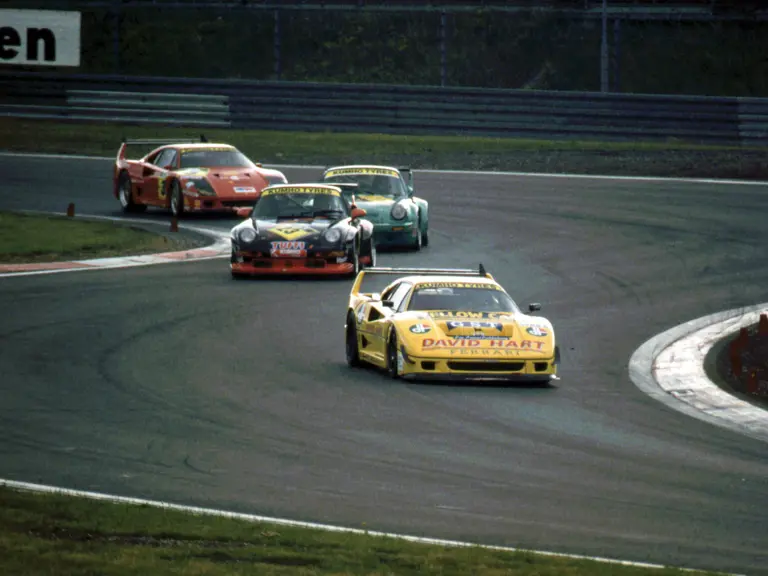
[118,172,145,213]
[170,180,184,218]
[422,227,429,247]
[386,326,400,379]
[345,313,362,367]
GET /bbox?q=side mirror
[351,207,367,219]
[370,292,382,302]
[236,207,253,218]
[382,299,395,308]
[528,303,541,312]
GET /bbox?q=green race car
[322,165,429,249]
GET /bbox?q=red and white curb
[0,479,724,574]
[629,304,768,444]
[0,212,230,278]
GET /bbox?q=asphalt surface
[1,154,767,575]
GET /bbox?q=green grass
[2,118,768,179]
[0,212,180,264]
[0,486,716,576]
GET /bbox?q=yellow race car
[344,265,560,383]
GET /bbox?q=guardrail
[2,71,767,145]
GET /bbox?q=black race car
[230,183,376,277]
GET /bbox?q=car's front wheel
[345,313,362,367]
[170,180,184,218]
[386,326,400,379]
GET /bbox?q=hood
[254,218,334,241]
[178,166,269,196]
[397,310,555,358]
[355,196,410,223]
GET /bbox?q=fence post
[440,10,447,87]
[612,17,620,92]
[600,0,609,92]
[111,0,121,73]
[273,9,282,81]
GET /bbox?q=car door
[142,148,177,206]
[359,282,412,364]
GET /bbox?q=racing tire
[348,242,360,277]
[231,270,247,280]
[412,227,422,251]
[362,237,377,269]
[386,325,400,379]
[422,228,429,247]
[345,313,362,367]
[118,172,145,213]
[169,180,184,218]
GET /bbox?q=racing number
[157,176,167,201]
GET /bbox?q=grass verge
[0,211,197,264]
[1,118,767,180]
[0,485,714,576]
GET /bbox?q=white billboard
[0,9,81,67]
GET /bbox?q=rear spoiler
[350,264,491,296]
[117,134,208,161]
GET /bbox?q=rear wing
[350,264,491,297]
[399,166,413,189]
[116,134,208,161]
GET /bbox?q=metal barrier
[2,71,767,145]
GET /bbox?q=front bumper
[185,195,256,212]
[399,353,558,381]
[231,248,356,275]
[372,222,419,245]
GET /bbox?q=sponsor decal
[452,335,509,340]
[417,282,503,290]
[355,303,366,325]
[525,325,549,337]
[0,9,81,67]
[422,338,544,355]
[446,320,503,331]
[270,241,306,258]
[270,225,314,241]
[234,186,256,193]
[428,311,514,320]
[263,186,339,196]
[409,323,431,334]
[325,167,399,178]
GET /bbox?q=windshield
[407,286,520,313]
[323,173,406,199]
[253,192,348,220]
[179,148,254,168]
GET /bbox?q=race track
[1,154,767,575]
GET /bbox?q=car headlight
[391,201,408,220]
[324,227,342,243]
[239,227,257,243]
[185,178,216,196]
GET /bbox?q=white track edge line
[2,150,767,186]
[0,478,728,574]
[629,303,768,444]
[0,211,230,278]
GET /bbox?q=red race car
[113,137,287,217]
